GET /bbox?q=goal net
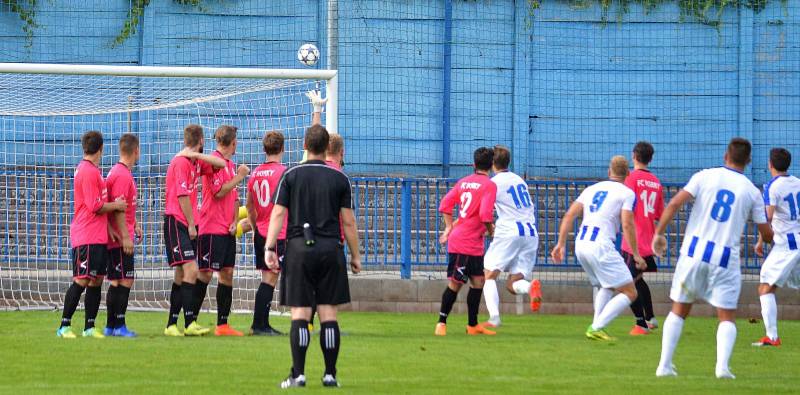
[0,63,338,311]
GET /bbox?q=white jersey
[680,167,767,268]
[576,180,635,246]
[763,174,800,235]
[491,171,537,238]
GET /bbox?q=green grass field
[0,310,797,394]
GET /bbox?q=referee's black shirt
[274,159,352,240]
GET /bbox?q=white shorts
[575,241,632,289]
[484,236,538,280]
[670,255,741,310]
[760,239,800,289]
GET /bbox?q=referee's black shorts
[280,236,350,307]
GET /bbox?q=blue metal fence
[350,177,766,278]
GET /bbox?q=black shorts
[254,231,286,272]
[163,215,197,266]
[280,237,350,307]
[622,251,658,276]
[197,234,236,272]
[71,244,108,280]
[447,253,485,284]
[107,248,135,280]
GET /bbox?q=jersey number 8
[710,189,735,222]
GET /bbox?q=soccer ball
[297,44,320,67]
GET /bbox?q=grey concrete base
[341,278,800,319]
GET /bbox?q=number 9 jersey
[575,180,636,247]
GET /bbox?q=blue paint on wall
[0,0,797,184]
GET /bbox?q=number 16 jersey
[248,161,287,239]
[491,171,537,238]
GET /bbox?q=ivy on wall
[0,0,791,48]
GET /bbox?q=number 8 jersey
[680,167,766,266]
[248,161,288,239]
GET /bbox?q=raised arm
[214,164,249,199]
[306,90,327,127]
[551,201,583,263]
[178,148,226,169]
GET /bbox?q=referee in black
[265,124,362,389]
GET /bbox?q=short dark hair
[305,124,329,155]
[727,137,752,167]
[184,124,204,147]
[119,133,139,156]
[82,131,103,155]
[633,141,654,165]
[493,145,511,170]
[770,148,792,172]
[215,125,237,146]
[327,133,344,156]
[263,130,284,155]
[474,147,494,171]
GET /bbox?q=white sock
[483,279,500,322]
[658,312,684,370]
[511,279,531,295]
[592,293,631,330]
[593,288,614,323]
[716,321,737,373]
[760,293,778,340]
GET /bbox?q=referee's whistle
[303,223,316,246]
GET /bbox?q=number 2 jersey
[621,169,663,257]
[680,167,766,267]
[576,180,635,247]
[438,173,497,256]
[763,174,800,236]
[491,171,537,239]
[247,161,287,240]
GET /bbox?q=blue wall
[0,0,798,184]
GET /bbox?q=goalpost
[0,63,338,312]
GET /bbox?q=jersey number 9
[589,191,608,213]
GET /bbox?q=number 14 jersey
[621,169,663,257]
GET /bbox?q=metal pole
[442,0,453,178]
[400,180,412,279]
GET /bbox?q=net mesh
[0,72,328,310]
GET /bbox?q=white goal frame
[0,63,338,311]
[0,63,338,133]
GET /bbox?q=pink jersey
[325,160,346,242]
[325,159,342,170]
[164,155,214,227]
[621,169,664,257]
[71,160,109,247]
[106,162,137,248]
[247,162,287,239]
[199,150,239,235]
[438,173,497,256]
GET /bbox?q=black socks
[438,287,458,324]
[106,284,119,329]
[320,321,341,377]
[192,280,209,321]
[290,320,311,378]
[636,278,654,320]
[167,282,182,327]
[181,282,195,328]
[60,282,85,328]
[253,282,275,330]
[217,283,233,326]
[84,286,102,329]
[116,286,131,327]
[467,287,482,327]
